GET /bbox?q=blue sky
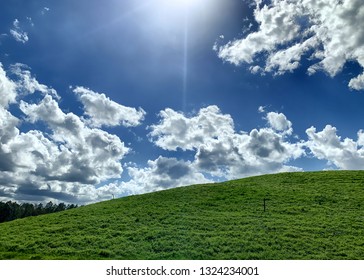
[1,0,364,204]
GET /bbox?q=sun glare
[162,0,204,10]
[174,0,195,6]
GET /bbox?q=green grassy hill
[1,171,364,260]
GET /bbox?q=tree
[45,201,55,213]
[0,202,10,223]
[35,203,44,215]
[6,201,20,221]
[20,203,35,218]
[0,200,78,223]
[55,203,66,212]
[66,204,78,210]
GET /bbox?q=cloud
[149,105,235,151]
[10,63,60,99]
[306,125,364,169]
[73,86,146,128]
[119,156,210,194]
[0,91,130,203]
[195,126,303,179]
[0,63,17,108]
[349,73,364,90]
[266,112,292,134]
[217,0,364,90]
[19,95,129,184]
[0,108,19,171]
[150,106,304,180]
[0,63,20,173]
[10,19,29,43]
[0,65,146,204]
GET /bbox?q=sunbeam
[182,6,189,112]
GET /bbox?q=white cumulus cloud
[266,112,292,134]
[150,106,304,180]
[0,65,146,204]
[306,125,364,169]
[217,0,364,90]
[19,95,129,184]
[119,156,210,194]
[73,86,146,128]
[149,105,235,151]
[0,63,17,108]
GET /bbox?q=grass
[1,170,364,259]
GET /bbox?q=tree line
[0,201,78,223]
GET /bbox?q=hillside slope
[1,171,364,259]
